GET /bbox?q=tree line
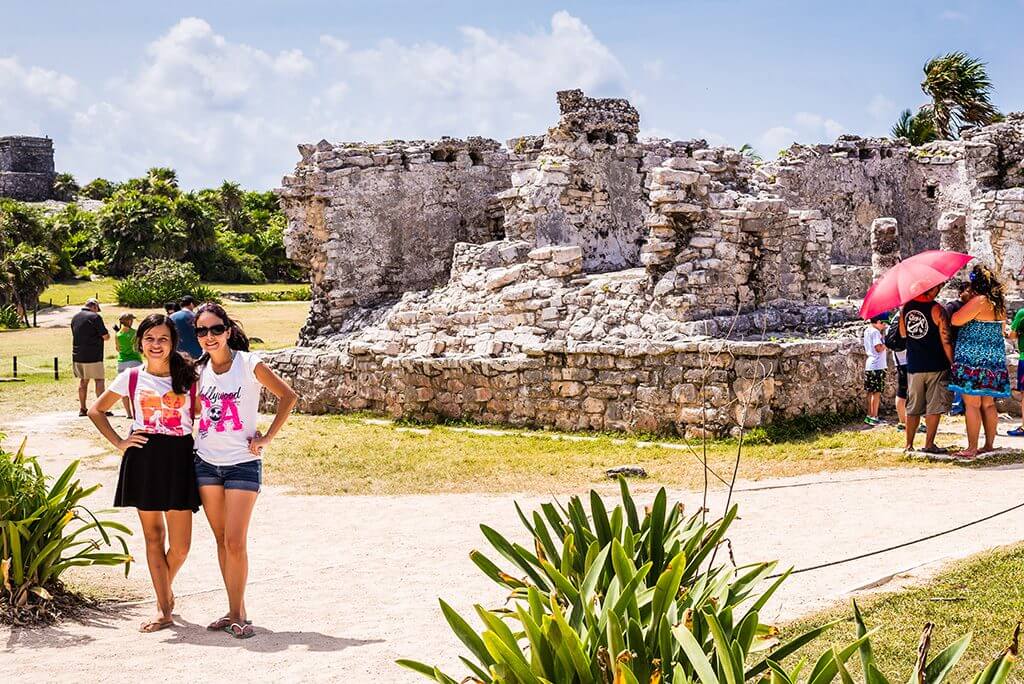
[0,167,304,324]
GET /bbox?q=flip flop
[207,616,253,631]
[952,450,977,460]
[224,622,255,639]
[140,618,173,633]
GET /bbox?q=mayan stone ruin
[264,91,1024,435]
[0,136,55,202]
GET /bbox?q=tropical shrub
[46,203,102,276]
[52,172,80,202]
[96,190,187,275]
[115,258,220,307]
[1,439,132,624]
[80,177,117,201]
[0,305,21,329]
[398,479,1019,683]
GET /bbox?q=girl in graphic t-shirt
[88,313,200,634]
[192,303,296,639]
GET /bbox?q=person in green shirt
[114,313,143,418]
[1008,308,1024,436]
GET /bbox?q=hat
[869,312,890,323]
[85,297,101,311]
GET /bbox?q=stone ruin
[264,91,1024,435]
[0,136,54,202]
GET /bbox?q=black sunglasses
[195,324,228,338]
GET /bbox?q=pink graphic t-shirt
[194,351,263,466]
[108,368,193,436]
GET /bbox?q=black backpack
[884,314,906,352]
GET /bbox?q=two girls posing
[88,304,296,637]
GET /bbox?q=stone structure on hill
[0,136,54,202]
[264,91,1024,435]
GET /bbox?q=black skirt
[114,434,200,512]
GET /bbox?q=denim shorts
[194,455,262,492]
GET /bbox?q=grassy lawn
[0,300,309,381]
[40,278,308,307]
[263,412,920,495]
[781,543,1024,678]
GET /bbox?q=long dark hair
[967,264,1006,316]
[194,303,250,364]
[135,313,198,395]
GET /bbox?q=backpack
[884,315,906,353]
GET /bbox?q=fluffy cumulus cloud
[1,12,629,188]
[0,57,79,136]
[757,112,846,157]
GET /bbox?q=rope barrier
[768,499,1024,578]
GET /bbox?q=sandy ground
[3,411,1024,683]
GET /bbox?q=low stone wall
[263,337,868,435]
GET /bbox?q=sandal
[140,618,173,633]
[952,449,977,460]
[223,622,255,639]
[918,445,949,455]
[207,615,253,631]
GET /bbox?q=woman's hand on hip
[117,432,148,452]
[249,431,271,456]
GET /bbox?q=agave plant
[399,480,1020,683]
[1,439,132,618]
[398,480,840,682]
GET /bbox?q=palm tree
[51,173,79,202]
[891,108,937,145]
[921,51,1000,139]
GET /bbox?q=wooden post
[12,356,16,378]
[66,294,70,305]
[33,303,37,327]
[54,357,59,380]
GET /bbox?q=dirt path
[3,412,1024,682]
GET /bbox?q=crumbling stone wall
[277,137,510,341]
[0,136,54,201]
[264,337,865,435]
[500,90,647,272]
[967,188,1024,297]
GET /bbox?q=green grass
[0,300,309,383]
[40,278,308,307]
[262,411,927,495]
[781,543,1024,678]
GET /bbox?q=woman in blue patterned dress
[949,264,1011,458]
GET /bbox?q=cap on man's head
[85,297,101,311]
[870,312,890,323]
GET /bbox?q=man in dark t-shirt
[899,284,954,454]
[71,298,110,416]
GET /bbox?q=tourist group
[863,263,1023,459]
[70,296,297,636]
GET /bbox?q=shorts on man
[906,371,952,417]
[72,361,105,380]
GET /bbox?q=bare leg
[164,510,192,586]
[223,489,259,624]
[960,395,982,455]
[868,393,881,418]
[980,397,999,452]
[95,378,106,401]
[905,414,921,450]
[137,511,174,630]
[78,379,88,411]
[924,414,941,450]
[199,485,229,588]
[896,397,907,425]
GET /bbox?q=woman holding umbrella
[949,264,1011,458]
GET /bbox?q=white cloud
[867,93,896,120]
[759,126,799,154]
[939,9,967,21]
[27,12,628,188]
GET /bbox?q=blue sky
[2,1,1021,188]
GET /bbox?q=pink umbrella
[860,250,973,320]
